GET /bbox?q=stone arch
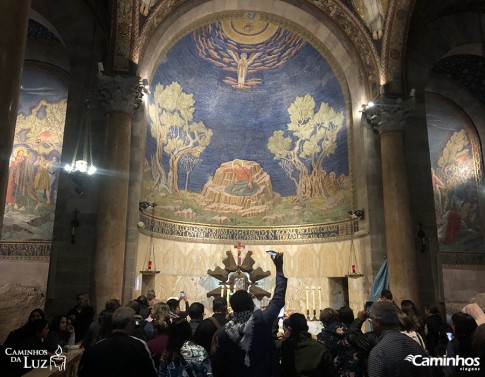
[406,11,485,100]
[427,71,485,146]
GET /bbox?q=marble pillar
[0,0,31,232]
[375,98,420,305]
[93,74,142,310]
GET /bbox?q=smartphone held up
[365,301,373,317]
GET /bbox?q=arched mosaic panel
[1,67,68,241]
[141,13,354,243]
[426,93,485,252]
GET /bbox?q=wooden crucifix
[234,241,245,267]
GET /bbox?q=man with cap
[368,301,432,377]
[213,251,286,377]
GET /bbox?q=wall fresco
[427,94,485,252]
[1,68,68,241]
[142,14,352,242]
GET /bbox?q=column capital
[363,97,415,134]
[98,74,144,115]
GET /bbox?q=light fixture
[65,10,98,177]
[139,202,159,274]
[70,208,80,244]
[348,209,365,220]
[64,99,96,175]
[345,237,364,279]
[139,201,156,211]
[417,221,426,253]
[345,220,364,278]
[361,85,415,133]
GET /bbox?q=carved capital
[364,97,415,134]
[98,74,143,115]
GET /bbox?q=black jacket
[347,317,379,356]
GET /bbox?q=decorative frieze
[138,212,360,244]
[442,252,485,267]
[0,242,51,260]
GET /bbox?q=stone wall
[0,277,48,344]
[442,265,485,316]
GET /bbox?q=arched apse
[426,93,484,252]
[136,4,374,242]
[407,10,485,254]
[138,10,368,243]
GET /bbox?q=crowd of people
[1,253,484,376]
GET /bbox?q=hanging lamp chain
[71,2,98,169]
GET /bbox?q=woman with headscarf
[462,303,485,327]
[317,308,364,377]
[158,319,212,377]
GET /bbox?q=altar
[276,317,323,337]
[308,320,324,336]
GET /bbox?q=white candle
[312,286,316,313]
[305,286,309,313]
[318,286,322,311]
[226,285,230,304]
[220,285,224,297]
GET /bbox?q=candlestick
[305,286,309,314]
[312,286,316,314]
[318,286,322,312]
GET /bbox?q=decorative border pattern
[139,213,360,244]
[0,242,51,260]
[310,0,380,95]
[441,252,485,267]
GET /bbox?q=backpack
[208,316,221,359]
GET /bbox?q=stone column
[0,0,31,232]
[93,74,142,310]
[373,98,420,305]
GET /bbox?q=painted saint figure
[227,50,261,88]
[34,155,51,203]
[6,148,26,210]
[223,160,258,196]
[15,151,40,209]
[48,156,60,203]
